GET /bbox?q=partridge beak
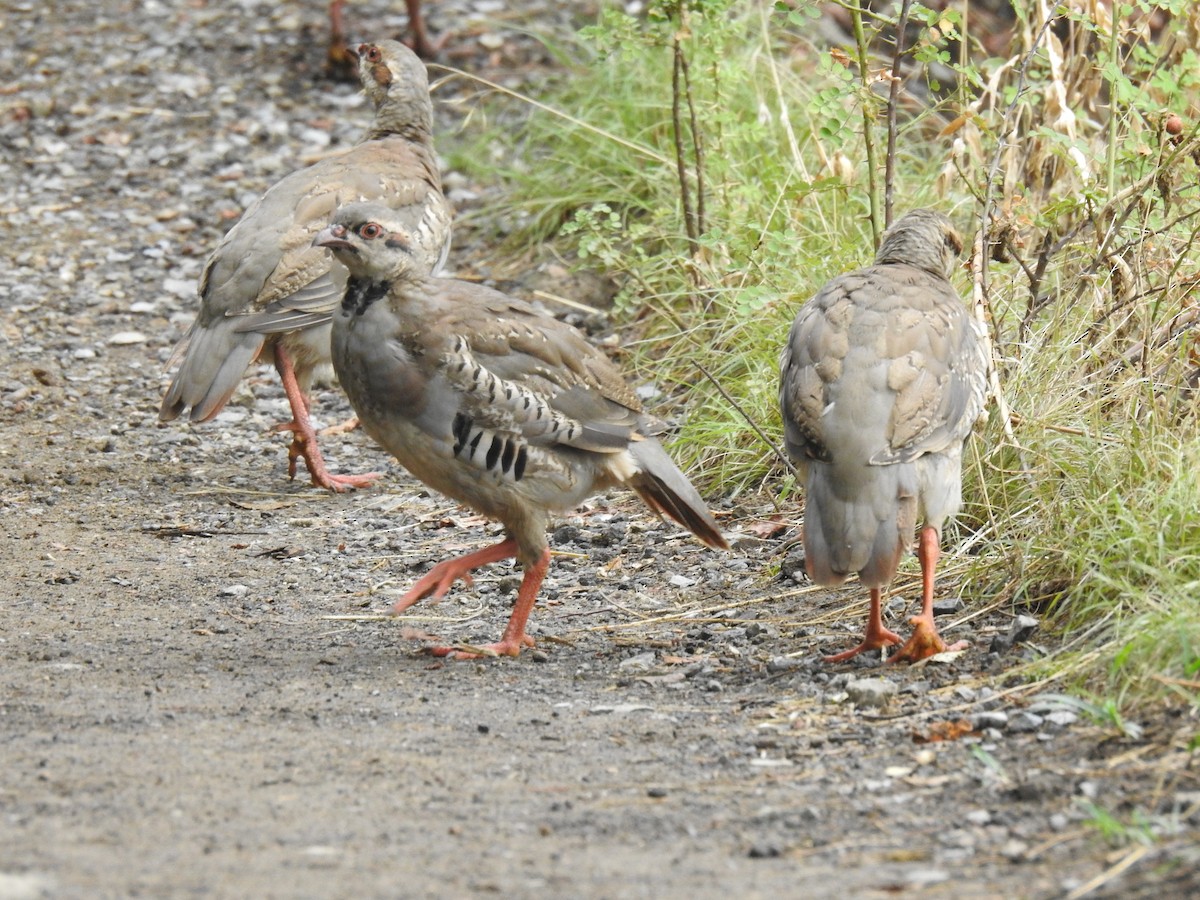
[313,225,356,253]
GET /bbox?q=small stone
[668,574,696,588]
[1006,711,1042,733]
[905,869,950,888]
[845,677,898,708]
[108,331,147,345]
[965,809,991,826]
[766,656,802,673]
[1008,615,1039,644]
[1000,839,1029,861]
[477,724,489,735]
[747,842,782,859]
[478,32,505,50]
[219,584,250,597]
[972,710,1008,730]
[618,651,657,671]
[1044,710,1078,729]
[646,787,668,798]
[932,597,963,615]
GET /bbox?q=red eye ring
[359,223,384,239]
[365,45,382,63]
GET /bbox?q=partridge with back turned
[160,40,451,491]
[779,209,988,663]
[314,202,729,658]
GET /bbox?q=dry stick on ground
[883,0,914,230]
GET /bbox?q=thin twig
[883,0,914,229]
[431,65,672,167]
[847,1,882,247]
[672,36,698,253]
[695,362,797,478]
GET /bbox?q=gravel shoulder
[2,2,1198,897]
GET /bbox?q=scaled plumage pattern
[779,209,988,663]
[314,203,729,658]
[160,40,451,491]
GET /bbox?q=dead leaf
[745,517,789,540]
[912,719,977,744]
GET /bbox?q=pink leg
[430,548,550,659]
[274,347,381,492]
[888,526,968,664]
[394,538,520,612]
[824,587,902,663]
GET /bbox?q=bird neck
[362,96,434,145]
[342,276,393,317]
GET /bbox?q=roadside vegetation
[441,0,1200,715]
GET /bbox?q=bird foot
[394,567,476,612]
[886,614,966,665]
[823,627,902,664]
[282,427,381,493]
[428,635,536,660]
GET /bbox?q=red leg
[888,526,968,664]
[394,538,519,612]
[430,548,550,659]
[404,0,439,59]
[274,347,381,492]
[823,587,902,663]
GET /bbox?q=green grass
[445,0,1200,711]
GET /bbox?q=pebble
[1000,839,1029,861]
[973,710,1008,729]
[1005,711,1042,733]
[108,331,146,345]
[219,584,250,598]
[1044,710,1078,729]
[845,677,898,708]
[617,651,657,671]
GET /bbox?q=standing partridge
[159,40,452,492]
[312,202,729,658]
[779,209,988,663]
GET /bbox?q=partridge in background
[160,40,452,491]
[313,202,729,658]
[779,209,988,663]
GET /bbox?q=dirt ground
[2,2,1199,898]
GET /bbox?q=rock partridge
[779,209,988,663]
[159,40,452,492]
[313,202,729,658]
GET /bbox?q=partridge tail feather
[803,463,912,588]
[628,440,728,551]
[159,321,264,423]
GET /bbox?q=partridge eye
[366,46,382,63]
[359,223,384,239]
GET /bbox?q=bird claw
[886,615,964,665]
[429,639,528,660]
[823,626,902,664]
